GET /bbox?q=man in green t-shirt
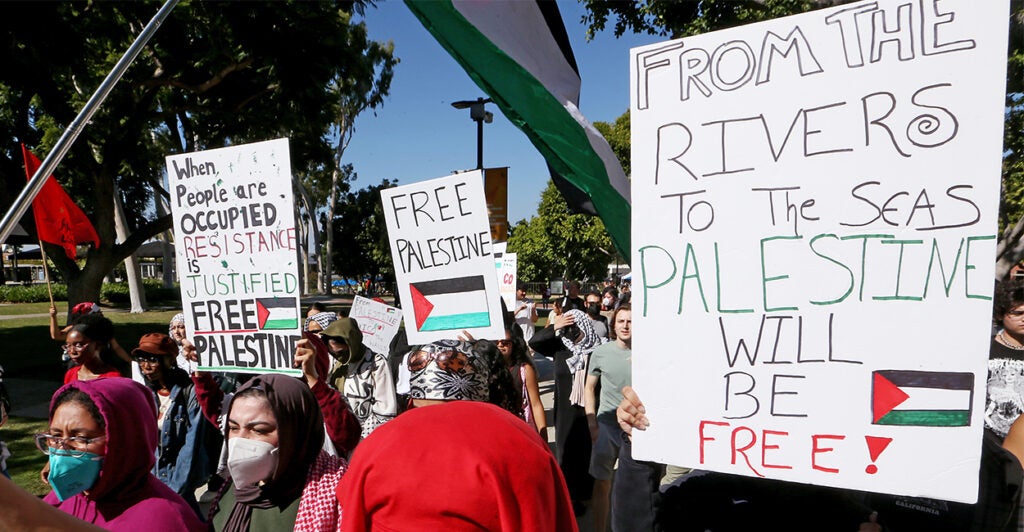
[584,305,631,532]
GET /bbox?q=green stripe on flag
[263,318,298,330]
[421,312,491,331]
[876,410,970,427]
[405,1,630,257]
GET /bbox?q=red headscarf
[337,401,577,531]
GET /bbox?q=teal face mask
[48,450,103,501]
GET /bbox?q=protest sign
[494,247,517,310]
[350,295,403,355]
[168,138,301,376]
[630,0,1009,502]
[381,170,505,343]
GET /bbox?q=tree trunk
[155,191,175,288]
[295,181,321,294]
[113,184,147,313]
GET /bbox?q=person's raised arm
[48,306,68,341]
[0,475,104,531]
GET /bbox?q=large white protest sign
[381,171,504,343]
[168,138,301,376]
[350,295,403,355]
[630,0,1009,502]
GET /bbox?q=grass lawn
[0,303,183,495]
[3,416,50,496]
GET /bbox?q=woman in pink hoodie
[38,378,205,531]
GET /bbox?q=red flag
[21,144,100,259]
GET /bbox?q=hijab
[221,374,325,531]
[337,401,576,531]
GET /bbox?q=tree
[508,180,617,283]
[582,0,1024,281]
[329,179,397,291]
[300,23,395,294]
[0,1,393,308]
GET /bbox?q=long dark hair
[504,325,533,368]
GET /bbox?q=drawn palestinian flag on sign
[256,297,299,330]
[872,370,974,427]
[410,275,491,332]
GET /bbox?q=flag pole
[0,0,179,246]
[37,241,55,308]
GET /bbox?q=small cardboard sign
[349,295,403,355]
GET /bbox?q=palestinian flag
[410,275,491,332]
[406,0,631,258]
[256,297,299,330]
[872,370,974,427]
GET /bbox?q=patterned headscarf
[169,313,195,373]
[303,311,339,332]
[561,309,607,406]
[406,340,490,402]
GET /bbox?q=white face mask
[602,297,612,307]
[227,437,279,488]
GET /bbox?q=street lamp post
[451,97,493,170]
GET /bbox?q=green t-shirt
[588,341,631,418]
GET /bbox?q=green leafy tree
[593,111,630,177]
[508,181,617,283]
[0,1,392,307]
[330,179,396,288]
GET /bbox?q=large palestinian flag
[406,0,631,258]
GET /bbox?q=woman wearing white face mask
[206,373,346,531]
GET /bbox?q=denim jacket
[152,373,215,495]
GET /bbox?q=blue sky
[347,1,664,224]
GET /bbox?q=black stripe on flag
[412,275,486,296]
[258,297,297,309]
[877,370,973,390]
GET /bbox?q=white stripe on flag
[897,387,972,411]
[426,290,488,319]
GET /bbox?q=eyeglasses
[61,343,89,354]
[135,355,161,364]
[495,339,511,347]
[34,433,106,458]
[408,348,470,372]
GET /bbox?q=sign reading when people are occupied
[381,171,505,343]
[350,295,403,355]
[167,138,301,376]
[630,0,1009,502]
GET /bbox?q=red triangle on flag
[872,372,910,423]
[255,300,270,329]
[410,284,434,330]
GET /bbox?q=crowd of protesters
[3,273,1023,531]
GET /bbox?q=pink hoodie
[43,377,205,531]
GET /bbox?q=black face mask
[586,302,601,317]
